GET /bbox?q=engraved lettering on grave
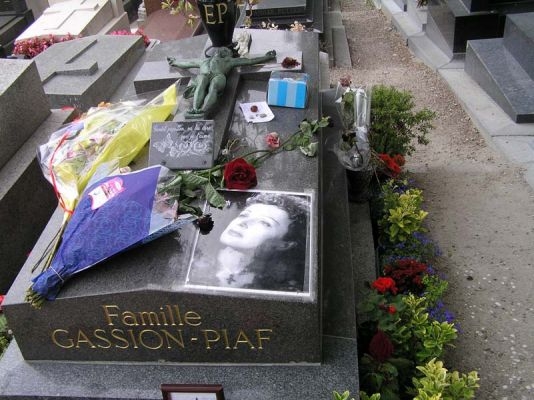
[150,121,215,169]
[49,304,273,351]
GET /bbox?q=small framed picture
[161,384,225,400]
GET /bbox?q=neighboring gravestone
[465,12,534,122]
[0,0,34,57]
[248,0,323,31]
[33,34,145,109]
[0,59,50,169]
[0,59,71,295]
[0,109,70,294]
[16,0,129,41]
[426,0,534,57]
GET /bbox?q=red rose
[371,277,398,295]
[223,158,258,190]
[387,305,397,314]
[0,294,4,313]
[369,330,394,363]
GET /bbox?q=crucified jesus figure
[168,47,276,119]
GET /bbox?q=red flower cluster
[383,258,429,294]
[223,158,257,190]
[369,330,394,363]
[371,277,398,295]
[378,153,403,178]
[12,34,75,58]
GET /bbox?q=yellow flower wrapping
[48,83,179,214]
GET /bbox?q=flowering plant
[359,177,478,399]
[12,34,75,58]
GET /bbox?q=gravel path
[331,1,534,398]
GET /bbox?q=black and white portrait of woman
[185,190,312,293]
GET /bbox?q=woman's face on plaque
[219,203,290,250]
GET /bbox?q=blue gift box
[267,71,309,109]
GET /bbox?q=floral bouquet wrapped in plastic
[38,83,179,215]
[26,165,197,307]
[334,83,372,171]
[33,82,179,279]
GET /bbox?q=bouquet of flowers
[38,83,179,215]
[334,82,372,171]
[34,83,179,273]
[26,165,197,307]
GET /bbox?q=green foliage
[332,390,355,400]
[412,359,480,400]
[0,314,12,357]
[422,274,448,308]
[369,85,435,156]
[401,295,457,365]
[359,354,403,400]
[379,181,428,243]
[359,392,382,400]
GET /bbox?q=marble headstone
[0,59,50,169]
[33,34,145,110]
[16,0,129,41]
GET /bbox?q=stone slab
[0,109,71,294]
[34,34,145,110]
[0,59,50,169]
[407,31,452,70]
[0,9,33,55]
[426,0,501,56]
[3,28,324,364]
[465,38,534,123]
[332,26,352,67]
[503,12,534,80]
[0,335,358,400]
[17,0,128,41]
[0,27,364,398]
[407,0,427,29]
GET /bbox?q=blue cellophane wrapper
[31,165,195,300]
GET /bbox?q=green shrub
[411,359,479,400]
[370,85,435,156]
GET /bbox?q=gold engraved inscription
[50,305,273,352]
[201,3,227,24]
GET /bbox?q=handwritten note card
[149,121,215,170]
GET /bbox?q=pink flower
[0,295,4,313]
[266,132,280,149]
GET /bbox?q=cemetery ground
[332,0,534,398]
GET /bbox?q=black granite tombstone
[0,30,360,399]
[426,0,534,57]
